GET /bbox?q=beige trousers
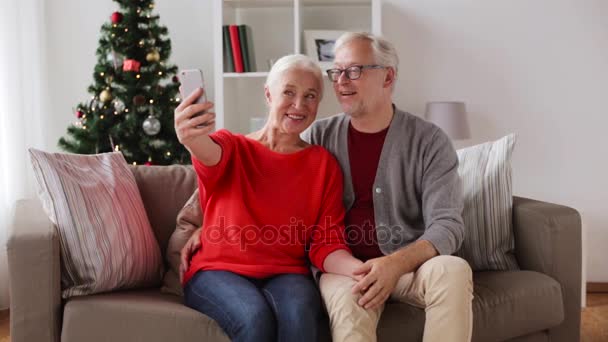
[320,255,473,342]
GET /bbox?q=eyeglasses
[326,65,387,82]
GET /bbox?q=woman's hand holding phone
[174,87,221,165]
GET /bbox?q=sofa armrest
[512,196,581,342]
[7,199,61,342]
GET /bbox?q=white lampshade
[425,101,471,140]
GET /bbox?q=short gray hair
[265,54,324,99]
[334,32,399,78]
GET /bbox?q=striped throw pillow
[456,134,519,270]
[29,149,163,298]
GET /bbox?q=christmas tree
[59,0,189,165]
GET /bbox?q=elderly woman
[174,54,363,342]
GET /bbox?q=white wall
[47,0,607,281]
[383,0,608,281]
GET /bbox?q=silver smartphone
[178,69,208,123]
[179,69,207,105]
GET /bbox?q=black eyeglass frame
[326,64,387,82]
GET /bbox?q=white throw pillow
[456,134,519,270]
[29,149,163,298]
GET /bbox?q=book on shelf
[243,25,256,72]
[223,24,256,73]
[222,25,235,72]
[228,25,245,73]
[238,25,252,72]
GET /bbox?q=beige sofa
[8,165,581,342]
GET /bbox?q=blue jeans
[184,270,321,342]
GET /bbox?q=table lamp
[424,101,471,140]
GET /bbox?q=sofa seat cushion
[61,289,229,342]
[375,270,563,342]
[472,270,564,341]
[61,271,562,342]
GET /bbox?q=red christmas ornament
[76,110,84,118]
[111,12,123,24]
[172,75,179,83]
[133,95,146,105]
[144,161,153,166]
[123,59,141,72]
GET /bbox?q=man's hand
[351,255,403,310]
[179,228,202,283]
[351,240,439,310]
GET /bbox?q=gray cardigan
[302,107,464,255]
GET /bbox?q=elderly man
[302,32,473,342]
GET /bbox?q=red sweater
[183,130,350,285]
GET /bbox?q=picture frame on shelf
[304,30,346,70]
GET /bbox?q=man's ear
[383,67,396,89]
[264,86,272,105]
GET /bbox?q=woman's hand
[179,227,203,283]
[174,88,221,165]
[322,249,365,279]
[174,88,215,148]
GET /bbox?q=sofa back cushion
[161,189,202,296]
[29,149,165,298]
[129,164,198,255]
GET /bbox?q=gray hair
[264,54,324,99]
[334,32,399,78]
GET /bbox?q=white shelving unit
[213,0,382,134]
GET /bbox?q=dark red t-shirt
[346,123,388,261]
